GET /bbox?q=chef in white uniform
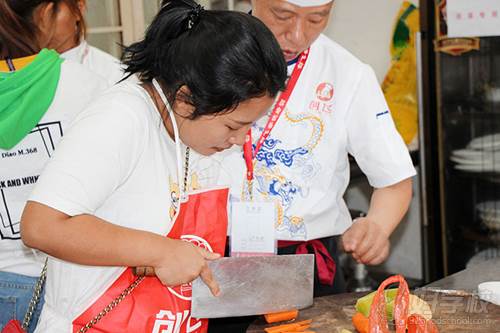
[213,0,416,321]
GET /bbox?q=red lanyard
[243,48,310,190]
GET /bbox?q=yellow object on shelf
[382,1,420,145]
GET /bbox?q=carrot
[264,309,299,323]
[352,312,369,333]
[264,319,312,333]
[264,323,310,333]
[265,327,311,333]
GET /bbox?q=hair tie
[187,4,203,30]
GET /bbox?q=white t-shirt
[218,34,416,241]
[29,82,222,332]
[0,60,108,277]
[61,40,125,86]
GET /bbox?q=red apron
[72,187,229,333]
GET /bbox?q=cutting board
[247,290,500,332]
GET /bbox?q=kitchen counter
[422,257,500,292]
[247,257,500,332]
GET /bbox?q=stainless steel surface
[191,254,314,318]
[420,257,500,293]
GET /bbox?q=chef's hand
[341,217,390,265]
[154,239,221,296]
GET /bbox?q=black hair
[122,0,287,119]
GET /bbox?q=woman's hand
[155,239,221,296]
[341,217,390,265]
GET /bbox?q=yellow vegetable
[355,289,398,319]
[355,289,432,321]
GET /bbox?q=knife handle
[132,266,156,276]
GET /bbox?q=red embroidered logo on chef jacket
[309,82,334,114]
[316,82,334,102]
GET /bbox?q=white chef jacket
[217,34,416,241]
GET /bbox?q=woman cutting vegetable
[20,1,287,332]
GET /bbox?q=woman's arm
[342,177,413,265]
[21,201,220,295]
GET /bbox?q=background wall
[323,0,423,280]
[325,0,419,82]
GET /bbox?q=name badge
[230,201,276,257]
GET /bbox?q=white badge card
[230,201,276,257]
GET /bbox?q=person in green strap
[0,1,108,332]
[0,49,62,150]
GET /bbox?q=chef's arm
[367,177,413,236]
[342,177,413,265]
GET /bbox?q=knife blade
[191,254,314,318]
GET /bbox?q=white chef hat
[285,0,333,7]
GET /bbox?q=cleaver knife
[191,254,314,318]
